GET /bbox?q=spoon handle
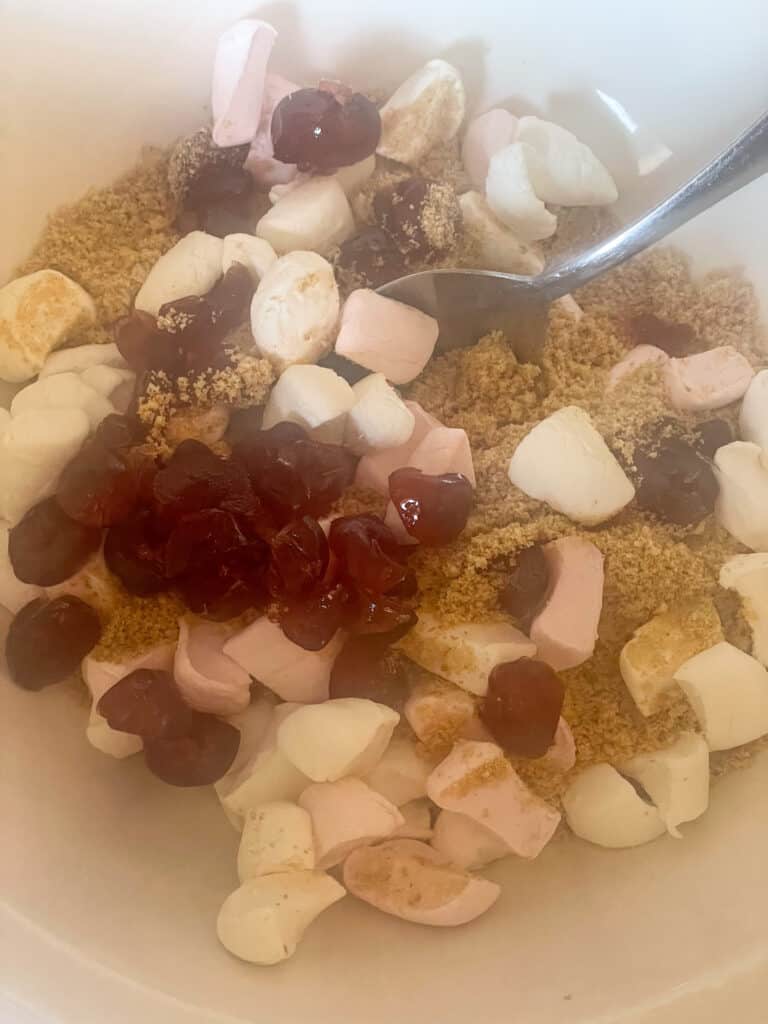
[538,111,768,301]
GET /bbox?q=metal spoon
[377,111,768,362]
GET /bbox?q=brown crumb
[93,591,185,662]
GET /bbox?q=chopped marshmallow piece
[0,522,43,612]
[619,599,723,717]
[39,342,127,378]
[211,19,277,147]
[529,537,604,671]
[277,698,399,783]
[427,740,560,858]
[515,116,618,206]
[344,839,499,927]
[674,641,768,751]
[82,641,177,704]
[250,251,340,370]
[398,615,536,697]
[86,703,143,760]
[363,735,437,806]
[344,374,415,455]
[405,678,479,748]
[225,699,275,781]
[261,364,355,444]
[355,401,440,494]
[335,289,439,385]
[556,295,584,321]
[256,177,354,256]
[0,270,96,383]
[607,345,669,390]
[485,144,557,242]
[620,733,709,838]
[237,801,315,880]
[431,810,509,870]
[377,60,466,165]
[507,406,635,525]
[714,442,768,552]
[245,73,300,189]
[217,871,345,965]
[542,718,577,772]
[720,554,768,666]
[221,234,277,282]
[11,373,114,431]
[0,409,90,524]
[223,615,344,704]
[664,346,755,412]
[134,232,224,316]
[174,619,251,717]
[299,778,404,869]
[80,365,135,414]
[459,191,544,276]
[462,109,519,192]
[563,764,666,848]
[393,800,434,841]
[335,155,376,196]
[740,369,768,450]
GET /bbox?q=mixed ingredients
[3,17,768,966]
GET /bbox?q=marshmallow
[299,778,404,869]
[82,641,177,704]
[619,600,723,717]
[556,295,584,322]
[225,699,275,779]
[344,373,416,455]
[355,401,440,494]
[134,232,224,316]
[250,251,340,371]
[404,678,485,750]
[0,410,9,434]
[86,703,143,759]
[343,840,500,928]
[543,718,577,773]
[335,289,439,385]
[427,740,560,858]
[39,342,127,378]
[174,619,251,717]
[515,116,618,206]
[0,522,43,612]
[11,372,114,431]
[508,406,635,525]
[45,550,116,608]
[223,615,345,704]
[237,801,315,880]
[335,155,376,197]
[664,346,755,412]
[166,404,230,449]
[221,234,278,282]
[211,19,276,147]
[720,554,768,665]
[245,74,300,189]
[217,871,345,965]
[377,60,466,165]
[277,698,399,783]
[485,144,557,242]
[363,734,437,806]
[674,641,768,751]
[529,537,604,671]
[431,811,509,870]
[714,442,768,551]
[393,800,433,841]
[398,614,536,696]
[0,270,96,383]
[80,365,135,414]
[607,345,669,390]
[740,369,768,449]
[563,764,666,848]
[0,409,90,524]
[462,109,519,192]
[256,177,354,257]
[261,364,355,444]
[459,191,545,276]
[619,732,710,838]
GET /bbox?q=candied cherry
[279,583,349,651]
[6,596,101,691]
[628,313,695,357]
[499,545,550,625]
[347,591,417,639]
[335,228,406,290]
[94,414,145,450]
[104,512,168,596]
[268,516,330,599]
[272,87,381,172]
[374,177,462,261]
[98,669,196,740]
[635,437,718,526]
[328,514,408,594]
[9,498,101,586]
[389,468,473,546]
[116,312,175,373]
[692,418,733,460]
[480,658,565,759]
[144,716,240,787]
[56,441,139,528]
[153,440,253,528]
[165,508,247,578]
[205,263,255,335]
[176,540,269,620]
[329,635,408,707]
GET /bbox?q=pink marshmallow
[174,619,251,716]
[427,740,561,859]
[607,345,669,390]
[542,718,577,773]
[82,641,176,704]
[431,810,510,870]
[529,536,604,671]
[404,680,488,747]
[664,345,755,411]
[462,108,519,191]
[212,20,277,148]
[245,73,300,187]
[299,777,404,869]
[335,290,439,386]
[355,401,440,494]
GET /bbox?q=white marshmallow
[393,800,433,841]
[719,554,768,666]
[563,764,666,848]
[515,116,618,206]
[674,641,768,751]
[619,733,710,838]
[299,778,404,869]
[174,619,251,717]
[664,346,755,412]
[39,342,127,378]
[0,270,96,383]
[556,295,584,322]
[462,109,519,192]
[459,191,544,276]
[225,699,276,780]
[80,365,135,414]
[237,801,315,880]
[250,251,340,371]
[277,698,399,783]
[607,345,669,391]
[485,144,557,242]
[0,522,43,612]
[343,840,500,928]
[261,364,355,444]
[223,615,344,704]
[398,614,536,696]
[211,19,276,147]
[256,177,354,257]
[363,735,437,806]
[345,373,415,455]
[86,703,143,760]
[82,641,177,704]
[0,409,90,524]
[334,155,376,196]
[431,810,509,870]
[404,678,486,749]
[11,372,114,431]
[377,60,466,165]
[355,401,440,494]
[714,442,768,552]
[217,871,345,965]
[507,406,635,525]
[740,369,768,449]
[221,234,278,282]
[134,232,224,316]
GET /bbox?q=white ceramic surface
[2,1,768,1021]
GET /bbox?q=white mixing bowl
[2,2,767,1021]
